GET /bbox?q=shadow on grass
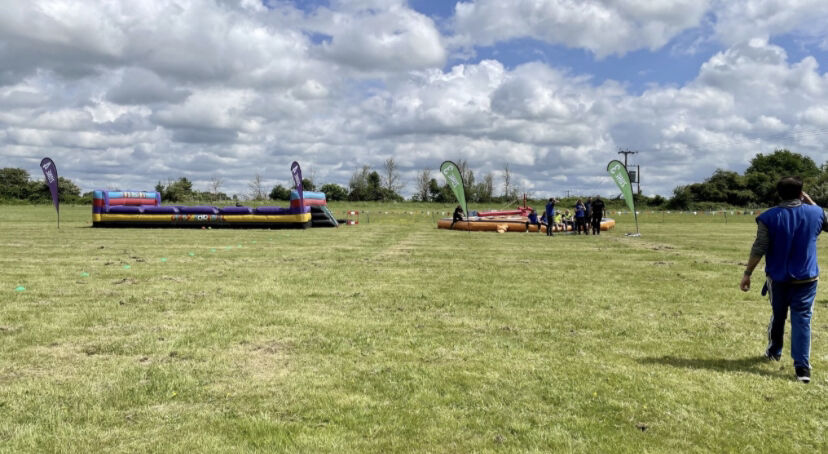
[638,355,783,378]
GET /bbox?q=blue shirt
[575,204,585,218]
[528,212,538,224]
[757,204,825,282]
[545,202,555,218]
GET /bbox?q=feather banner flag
[440,160,467,217]
[40,157,60,228]
[290,161,303,213]
[607,159,639,236]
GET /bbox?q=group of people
[529,197,605,235]
[450,177,822,383]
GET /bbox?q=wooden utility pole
[618,149,637,170]
[618,149,640,195]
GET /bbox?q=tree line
[666,149,828,209]
[2,149,825,207]
[0,168,82,203]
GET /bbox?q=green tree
[427,178,445,202]
[269,184,291,201]
[319,183,348,201]
[471,172,494,203]
[348,166,402,201]
[348,165,372,201]
[745,149,819,204]
[1,168,82,203]
[667,186,693,210]
[0,168,32,199]
[55,177,81,203]
[301,178,316,192]
[159,177,194,202]
[649,194,666,206]
[687,169,755,205]
[367,171,382,200]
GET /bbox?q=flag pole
[633,209,638,235]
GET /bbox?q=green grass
[0,204,825,453]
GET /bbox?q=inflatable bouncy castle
[92,189,338,229]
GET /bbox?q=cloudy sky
[2,0,828,198]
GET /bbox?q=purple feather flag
[40,157,60,228]
[40,157,59,212]
[291,161,303,211]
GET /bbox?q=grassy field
[0,204,826,453]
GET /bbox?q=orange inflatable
[437,218,615,233]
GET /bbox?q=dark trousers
[591,216,602,234]
[766,279,816,368]
[575,217,586,234]
[546,220,554,236]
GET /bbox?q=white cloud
[310,3,446,71]
[2,1,828,199]
[451,0,711,57]
[0,0,314,87]
[450,1,828,60]
[106,68,192,105]
[615,39,828,186]
[713,0,828,45]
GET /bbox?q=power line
[618,149,640,195]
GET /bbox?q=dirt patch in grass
[230,340,293,383]
[113,278,138,285]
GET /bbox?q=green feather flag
[607,160,639,235]
[440,161,468,217]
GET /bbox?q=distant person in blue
[741,176,827,384]
[574,199,587,234]
[545,198,556,236]
[527,209,540,233]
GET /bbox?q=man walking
[740,176,827,383]
[545,198,556,236]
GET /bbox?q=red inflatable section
[290,198,327,208]
[477,207,533,217]
[107,197,159,206]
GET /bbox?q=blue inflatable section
[290,190,326,200]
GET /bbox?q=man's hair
[777,176,803,200]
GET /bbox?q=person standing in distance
[574,199,586,234]
[545,198,556,236]
[584,197,592,235]
[740,176,827,383]
[591,196,605,235]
